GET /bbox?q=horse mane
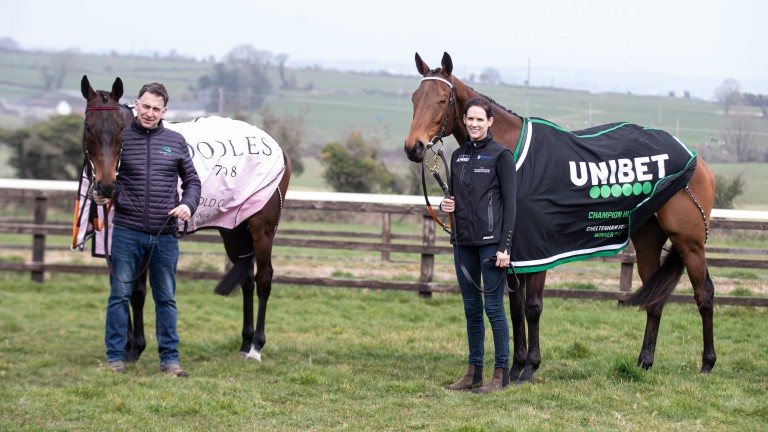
[432,67,516,115]
[465,84,518,117]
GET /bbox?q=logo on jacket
[159,145,174,156]
[456,154,470,163]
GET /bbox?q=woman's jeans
[454,244,510,370]
[105,225,180,367]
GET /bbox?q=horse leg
[242,218,275,362]
[218,224,259,359]
[239,276,258,359]
[516,271,546,384]
[630,218,668,370]
[694,268,716,373]
[656,197,716,372]
[507,273,527,380]
[125,268,148,362]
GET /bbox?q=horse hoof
[239,347,262,362]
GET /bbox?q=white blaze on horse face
[463,106,493,141]
[134,93,166,129]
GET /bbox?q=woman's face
[463,106,493,141]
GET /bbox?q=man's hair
[137,82,169,106]
[464,96,493,118]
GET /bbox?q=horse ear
[441,52,453,76]
[81,75,95,100]
[415,53,430,76]
[111,77,124,101]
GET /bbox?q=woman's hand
[440,197,455,213]
[495,250,511,268]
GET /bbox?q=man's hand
[168,204,191,221]
[92,191,110,206]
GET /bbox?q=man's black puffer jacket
[113,118,201,234]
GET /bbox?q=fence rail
[1,179,767,307]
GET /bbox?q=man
[97,82,201,377]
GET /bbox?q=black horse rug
[510,117,697,273]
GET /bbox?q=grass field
[1,271,766,431]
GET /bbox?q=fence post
[617,242,635,306]
[31,195,48,283]
[419,214,436,298]
[380,212,391,261]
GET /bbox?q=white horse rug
[72,116,285,256]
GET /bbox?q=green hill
[1,50,766,209]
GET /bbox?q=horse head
[404,52,461,163]
[80,75,132,199]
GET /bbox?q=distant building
[0,89,205,125]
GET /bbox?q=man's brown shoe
[160,363,189,378]
[107,360,125,374]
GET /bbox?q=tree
[714,79,741,115]
[742,92,768,117]
[0,37,20,51]
[320,131,399,194]
[1,114,84,180]
[275,53,297,90]
[721,115,762,162]
[258,105,306,175]
[714,174,745,209]
[479,67,502,85]
[197,44,273,114]
[40,50,76,90]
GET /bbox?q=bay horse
[80,75,291,363]
[404,53,716,383]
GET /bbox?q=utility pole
[526,57,531,86]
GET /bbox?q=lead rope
[684,184,710,244]
[102,207,182,284]
[102,180,189,283]
[421,145,512,294]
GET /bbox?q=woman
[440,96,516,393]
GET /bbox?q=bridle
[79,104,187,284]
[416,76,516,294]
[82,105,125,189]
[420,76,457,150]
[79,105,124,232]
[419,76,457,234]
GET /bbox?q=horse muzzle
[404,140,426,163]
[95,180,116,199]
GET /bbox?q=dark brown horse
[80,75,291,362]
[404,53,716,383]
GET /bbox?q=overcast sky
[3,0,766,98]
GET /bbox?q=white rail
[1,178,767,221]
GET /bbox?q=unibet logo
[569,154,669,199]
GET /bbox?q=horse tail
[627,246,685,312]
[214,257,254,296]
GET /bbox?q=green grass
[1,272,767,431]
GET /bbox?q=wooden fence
[1,180,767,307]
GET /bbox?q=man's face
[134,92,166,129]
